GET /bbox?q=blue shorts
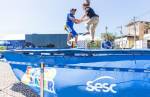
[65,25,78,37]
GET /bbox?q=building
[114,35,135,49]
[115,21,150,49]
[126,21,150,40]
[25,34,68,48]
[143,29,150,48]
[136,24,150,49]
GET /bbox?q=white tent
[0,33,25,40]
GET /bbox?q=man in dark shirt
[80,2,99,42]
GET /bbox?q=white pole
[120,26,123,49]
[117,26,123,49]
[133,17,137,49]
[40,62,44,97]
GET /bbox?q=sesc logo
[86,76,117,93]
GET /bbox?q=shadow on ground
[11,82,40,97]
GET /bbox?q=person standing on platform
[64,8,80,47]
[79,1,99,43]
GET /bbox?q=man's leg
[84,19,93,35]
[91,16,99,41]
[67,33,72,41]
[75,35,78,45]
[71,28,78,47]
[67,33,72,46]
[66,26,73,46]
[86,23,90,33]
[72,29,78,42]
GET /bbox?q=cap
[83,3,90,7]
[70,8,77,12]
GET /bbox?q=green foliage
[87,41,101,49]
[0,46,7,50]
[101,33,116,42]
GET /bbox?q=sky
[0,0,150,39]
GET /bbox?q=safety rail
[1,49,150,56]
[2,60,149,73]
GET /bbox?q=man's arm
[80,14,87,20]
[68,15,80,24]
[80,12,89,22]
[81,7,89,19]
[82,17,90,22]
[68,15,76,22]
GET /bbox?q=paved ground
[0,62,39,97]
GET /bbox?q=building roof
[126,21,150,27]
[115,34,138,39]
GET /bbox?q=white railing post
[40,62,44,97]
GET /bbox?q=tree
[101,33,116,42]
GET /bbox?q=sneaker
[67,41,72,46]
[74,44,78,48]
[83,32,90,36]
[90,40,95,43]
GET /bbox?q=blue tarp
[3,49,150,97]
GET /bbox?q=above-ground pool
[3,49,150,97]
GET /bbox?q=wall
[25,34,68,49]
